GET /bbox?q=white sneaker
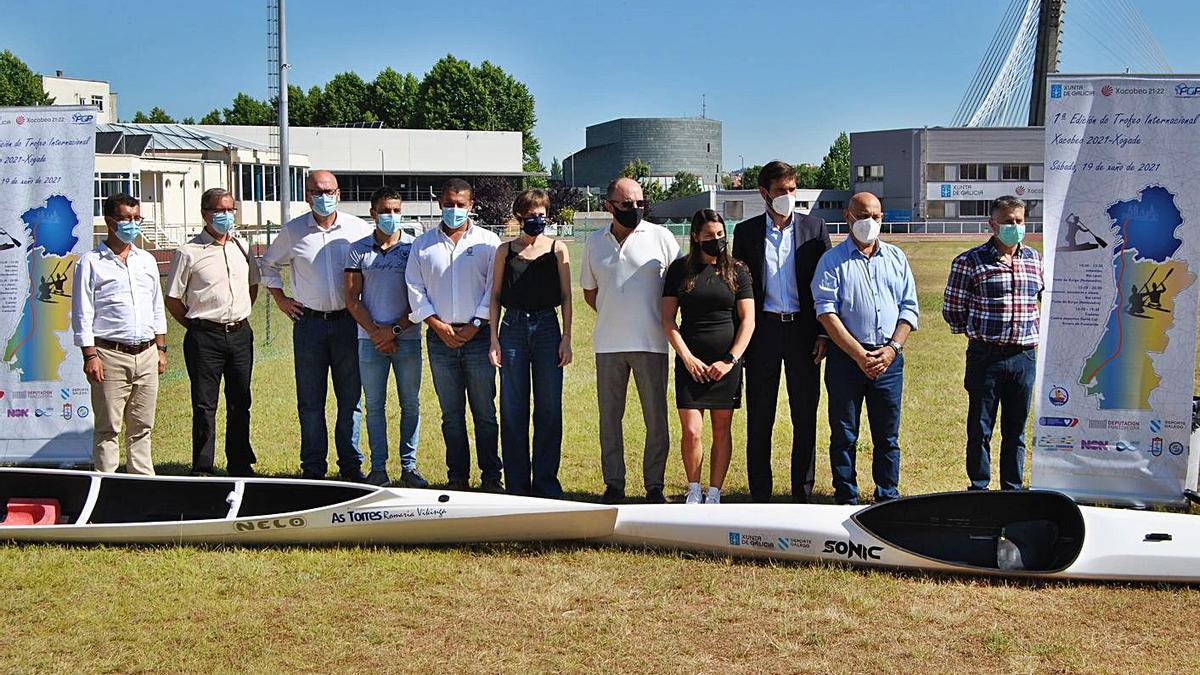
[685,487,703,504]
[704,488,721,504]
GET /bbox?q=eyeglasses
[202,207,236,214]
[607,199,647,210]
[311,189,338,197]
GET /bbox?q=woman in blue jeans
[487,189,573,497]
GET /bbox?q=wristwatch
[471,318,486,328]
[391,323,405,335]
[886,339,903,354]
[157,344,168,353]
[722,352,740,365]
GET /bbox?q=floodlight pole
[277,0,291,225]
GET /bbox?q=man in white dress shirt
[406,178,502,492]
[262,170,374,481]
[72,194,167,474]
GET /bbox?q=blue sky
[4,0,1197,167]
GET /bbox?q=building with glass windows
[849,126,1044,231]
[42,71,119,124]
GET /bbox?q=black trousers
[183,324,256,472]
[744,316,821,502]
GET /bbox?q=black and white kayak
[0,468,616,545]
[605,490,1200,583]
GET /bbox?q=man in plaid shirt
[943,195,1043,491]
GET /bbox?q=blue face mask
[442,206,469,230]
[211,211,235,235]
[312,193,338,217]
[376,213,400,235]
[114,219,140,244]
[522,215,547,236]
[997,223,1025,247]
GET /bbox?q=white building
[197,125,527,221]
[41,72,118,124]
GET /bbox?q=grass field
[2,235,1199,672]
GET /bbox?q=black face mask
[522,215,546,236]
[612,206,643,229]
[700,237,727,257]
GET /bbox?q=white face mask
[850,217,882,244]
[769,192,795,217]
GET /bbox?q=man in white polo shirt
[580,176,681,504]
[262,170,374,481]
[72,193,167,474]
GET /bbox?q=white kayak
[605,490,1200,583]
[0,468,615,545]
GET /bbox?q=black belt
[95,338,154,355]
[968,339,1034,356]
[190,318,249,333]
[300,308,348,321]
[763,311,802,323]
[859,342,889,351]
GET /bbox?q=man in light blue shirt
[812,192,918,505]
[345,186,428,490]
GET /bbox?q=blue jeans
[294,314,362,476]
[499,308,564,498]
[358,338,422,473]
[964,341,1035,491]
[426,329,501,483]
[825,344,904,505]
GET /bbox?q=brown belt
[95,338,154,355]
[190,318,249,333]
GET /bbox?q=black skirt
[675,356,743,409]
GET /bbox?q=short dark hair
[103,193,140,219]
[370,186,404,210]
[441,178,473,198]
[991,195,1026,214]
[200,187,231,211]
[758,160,797,190]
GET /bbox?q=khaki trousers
[90,346,158,474]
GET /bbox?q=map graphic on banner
[0,106,96,465]
[1034,75,1200,506]
[1078,186,1193,410]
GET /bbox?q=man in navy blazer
[731,161,831,502]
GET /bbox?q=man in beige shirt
[165,188,260,476]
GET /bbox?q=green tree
[795,163,822,189]
[523,158,549,189]
[315,72,375,125]
[0,50,52,106]
[369,68,418,128]
[550,157,562,181]
[740,164,763,190]
[222,93,274,125]
[619,158,651,180]
[132,107,176,123]
[549,183,580,223]
[271,84,317,127]
[415,55,489,130]
[818,131,850,190]
[199,109,222,125]
[665,171,703,200]
[619,158,666,203]
[181,116,196,125]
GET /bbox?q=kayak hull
[0,468,616,545]
[605,490,1200,583]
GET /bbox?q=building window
[959,163,987,181]
[93,172,139,216]
[959,200,992,217]
[91,95,104,111]
[239,164,253,202]
[264,165,277,202]
[1001,163,1030,181]
[253,165,264,201]
[855,165,884,182]
[706,143,711,153]
[817,200,844,210]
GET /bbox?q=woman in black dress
[661,209,755,504]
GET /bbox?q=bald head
[306,170,338,192]
[845,191,882,223]
[607,177,643,201]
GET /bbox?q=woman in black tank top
[486,189,573,498]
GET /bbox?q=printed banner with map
[0,106,96,464]
[1034,76,1200,505]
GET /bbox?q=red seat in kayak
[0,498,61,526]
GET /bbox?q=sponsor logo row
[1039,416,1187,433]
[727,532,884,561]
[1049,82,1200,99]
[1035,434,1185,457]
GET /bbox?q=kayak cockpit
[0,469,376,525]
[852,490,1086,573]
